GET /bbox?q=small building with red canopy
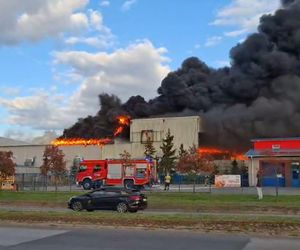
[246,138,300,187]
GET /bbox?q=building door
[260,162,285,187]
[291,163,300,187]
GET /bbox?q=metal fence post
[21,174,24,191]
[69,175,72,192]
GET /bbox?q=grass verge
[1,210,300,237]
[1,191,300,213]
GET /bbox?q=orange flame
[114,126,124,137]
[113,115,130,136]
[51,115,131,147]
[199,147,247,161]
[116,115,130,126]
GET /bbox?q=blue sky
[0,0,280,142]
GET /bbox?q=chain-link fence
[10,173,297,195]
[154,173,249,193]
[14,173,80,192]
[10,171,263,195]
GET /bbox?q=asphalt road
[0,226,300,250]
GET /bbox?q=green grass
[1,191,300,211]
[0,191,82,203]
[148,192,300,209]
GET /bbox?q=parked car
[68,187,147,213]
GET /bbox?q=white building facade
[0,116,203,173]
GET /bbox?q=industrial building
[0,116,203,176]
[246,138,300,187]
[5,116,299,188]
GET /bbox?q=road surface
[0,226,300,250]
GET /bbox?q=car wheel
[116,202,128,213]
[124,180,134,189]
[86,208,94,212]
[129,210,138,213]
[72,201,83,211]
[83,179,92,190]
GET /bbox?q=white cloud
[4,129,59,144]
[0,92,73,130]
[54,40,170,101]
[205,36,223,47]
[0,41,170,131]
[0,0,90,45]
[122,0,137,11]
[211,0,280,37]
[65,10,116,48]
[65,35,114,48]
[0,86,21,96]
[100,1,110,7]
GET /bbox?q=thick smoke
[62,0,300,150]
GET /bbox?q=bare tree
[120,150,135,188]
[119,150,133,168]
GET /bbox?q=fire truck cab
[76,159,156,190]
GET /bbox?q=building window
[141,130,154,143]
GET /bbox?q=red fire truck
[76,159,157,190]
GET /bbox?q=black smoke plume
[62,0,300,150]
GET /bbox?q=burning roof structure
[52,115,130,147]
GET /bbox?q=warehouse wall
[0,116,202,173]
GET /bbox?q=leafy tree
[177,145,214,192]
[144,137,156,159]
[0,151,15,187]
[230,159,240,174]
[159,130,176,175]
[40,146,66,190]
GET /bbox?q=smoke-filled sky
[0,0,282,142]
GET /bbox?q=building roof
[0,137,30,146]
[131,115,200,121]
[246,149,300,158]
[251,137,300,142]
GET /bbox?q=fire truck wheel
[124,180,134,189]
[116,202,128,213]
[83,179,92,190]
[72,201,83,211]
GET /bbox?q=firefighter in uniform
[164,174,171,191]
